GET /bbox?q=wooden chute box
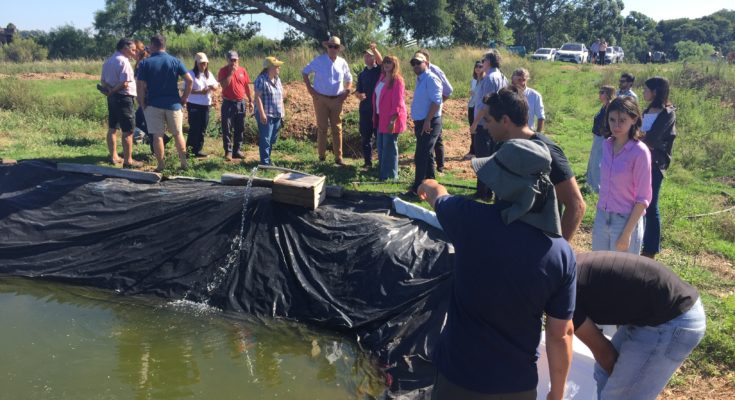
[271,172,326,209]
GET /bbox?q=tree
[128,0,381,43]
[674,40,715,60]
[385,0,452,44]
[504,0,581,49]
[38,25,96,59]
[621,11,660,62]
[94,0,135,38]
[448,0,510,46]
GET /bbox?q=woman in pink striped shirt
[592,96,652,254]
[372,55,407,180]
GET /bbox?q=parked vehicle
[556,43,588,64]
[531,48,558,61]
[614,46,624,62]
[507,45,527,57]
[604,47,617,64]
[653,51,668,63]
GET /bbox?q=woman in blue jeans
[372,55,407,180]
[574,251,706,400]
[640,77,677,259]
[253,56,286,166]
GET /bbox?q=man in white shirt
[511,68,545,132]
[302,36,353,165]
[617,72,638,101]
[100,38,139,168]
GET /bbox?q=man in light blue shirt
[511,68,545,131]
[302,36,353,165]
[408,52,443,196]
[617,72,638,101]
[469,49,508,198]
[417,49,453,173]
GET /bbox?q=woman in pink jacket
[372,55,407,180]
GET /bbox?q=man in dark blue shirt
[354,43,382,169]
[136,34,192,172]
[418,139,576,400]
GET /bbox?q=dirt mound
[15,72,99,80]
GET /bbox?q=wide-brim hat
[471,139,562,238]
[322,36,344,50]
[263,56,284,68]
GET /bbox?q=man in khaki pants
[302,36,352,165]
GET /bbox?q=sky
[2,0,733,39]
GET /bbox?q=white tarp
[536,332,599,399]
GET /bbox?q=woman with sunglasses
[372,55,407,180]
[586,85,615,193]
[463,61,484,160]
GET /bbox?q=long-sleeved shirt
[429,63,453,98]
[411,70,443,121]
[524,87,545,130]
[473,68,507,126]
[597,138,652,214]
[302,54,352,96]
[101,51,136,97]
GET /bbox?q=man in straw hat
[418,139,575,400]
[479,86,585,241]
[302,36,353,166]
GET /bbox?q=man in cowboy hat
[302,36,353,165]
[418,139,575,400]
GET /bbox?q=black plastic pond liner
[0,160,453,399]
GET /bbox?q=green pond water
[0,277,386,400]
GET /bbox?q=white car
[531,48,558,61]
[556,43,588,64]
[615,46,624,63]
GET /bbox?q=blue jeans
[586,134,604,194]
[257,116,282,165]
[642,168,664,255]
[377,133,399,180]
[592,209,644,254]
[594,299,706,399]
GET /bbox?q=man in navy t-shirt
[136,34,192,172]
[418,139,576,400]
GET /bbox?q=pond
[0,277,387,400]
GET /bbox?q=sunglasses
[327,44,340,49]
[410,60,423,66]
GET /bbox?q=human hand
[388,119,396,132]
[422,120,431,134]
[355,92,366,101]
[369,42,377,51]
[180,95,188,105]
[615,234,631,252]
[259,113,267,124]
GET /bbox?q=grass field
[1,49,734,395]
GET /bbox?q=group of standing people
[101,34,286,171]
[590,38,609,65]
[586,72,677,259]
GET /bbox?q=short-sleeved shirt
[573,251,698,329]
[187,70,218,106]
[525,87,545,130]
[356,65,382,114]
[411,70,443,121]
[101,51,136,97]
[254,72,284,118]
[218,66,252,101]
[136,51,188,110]
[473,68,508,125]
[530,133,575,185]
[468,78,478,107]
[597,138,652,214]
[433,195,576,394]
[429,63,453,98]
[302,54,352,96]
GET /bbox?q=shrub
[0,38,48,62]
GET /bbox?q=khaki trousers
[313,94,344,161]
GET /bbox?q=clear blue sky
[3,0,733,38]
